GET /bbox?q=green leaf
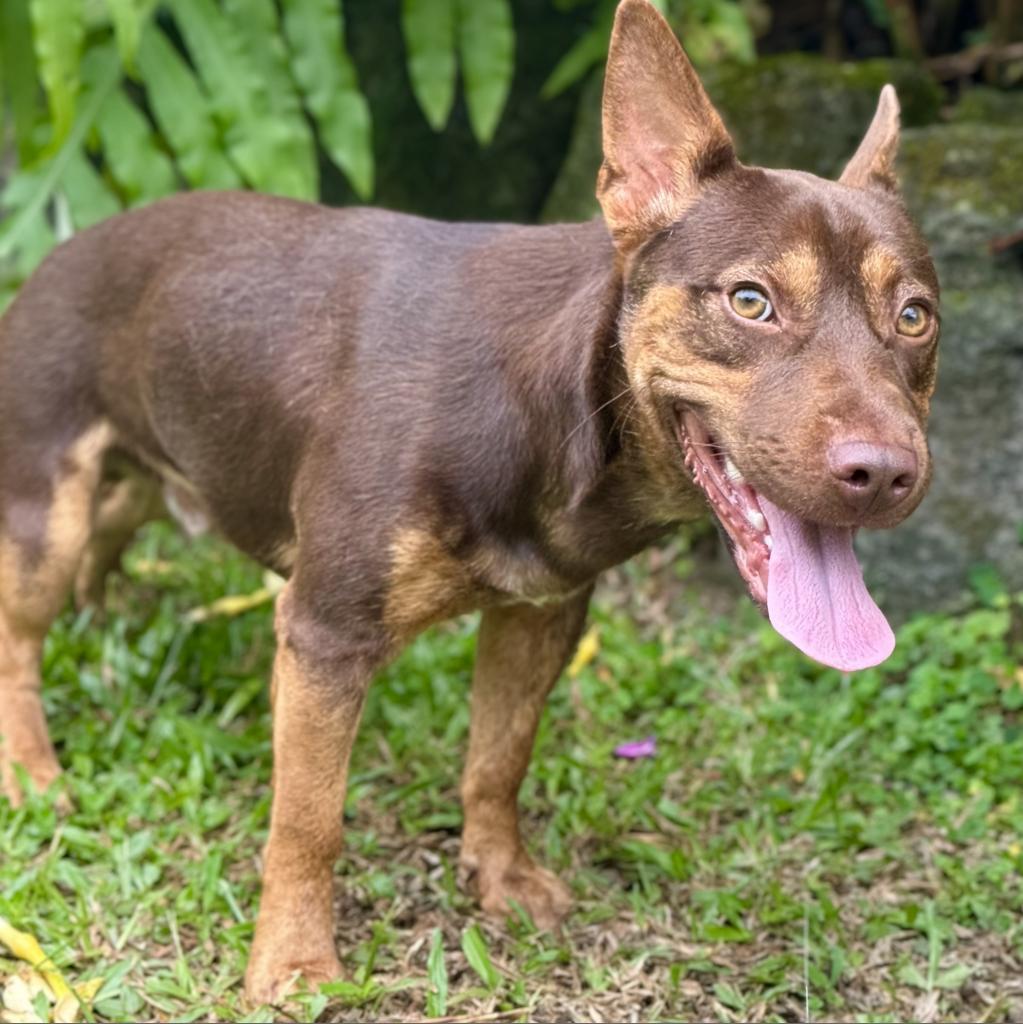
[541,0,614,99]
[460,924,500,990]
[933,962,972,990]
[103,0,148,70]
[0,0,42,162]
[171,0,313,199]
[30,0,85,148]
[969,563,1006,607]
[1,167,58,275]
[541,24,607,98]
[9,205,57,278]
[425,928,447,1017]
[60,150,121,228]
[224,0,318,199]
[457,0,514,145]
[94,77,177,203]
[282,0,374,199]
[135,26,240,190]
[401,0,457,131]
[706,3,756,63]
[0,47,119,261]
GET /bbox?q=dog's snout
[827,440,918,515]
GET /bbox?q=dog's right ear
[597,0,736,256]
[839,85,901,191]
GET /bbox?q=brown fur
[0,0,939,1004]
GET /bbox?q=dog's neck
[499,218,701,578]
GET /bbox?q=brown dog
[0,0,938,1003]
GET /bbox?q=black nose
[827,440,918,515]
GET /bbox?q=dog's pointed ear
[597,0,736,255]
[839,85,901,191]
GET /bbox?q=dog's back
[1,192,625,569]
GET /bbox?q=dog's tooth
[764,534,773,550]
[724,457,745,484]
[746,508,766,532]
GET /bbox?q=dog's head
[599,0,939,671]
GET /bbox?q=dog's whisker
[557,385,634,454]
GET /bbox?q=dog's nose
[827,440,917,515]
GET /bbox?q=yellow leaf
[51,978,103,1024]
[186,588,272,623]
[0,919,69,1003]
[567,626,601,678]
[131,558,177,577]
[262,571,286,596]
[71,982,100,1003]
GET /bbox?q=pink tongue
[759,496,894,671]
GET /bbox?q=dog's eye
[730,287,772,322]
[896,303,931,338]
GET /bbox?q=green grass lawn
[2,524,1023,1023]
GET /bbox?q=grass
[2,523,1023,1022]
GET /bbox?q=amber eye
[897,302,931,337]
[729,286,773,322]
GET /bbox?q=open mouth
[676,409,896,673]
[679,412,771,609]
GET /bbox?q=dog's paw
[1,756,71,813]
[243,952,341,1008]
[468,853,573,931]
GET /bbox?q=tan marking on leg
[459,589,592,929]
[74,469,164,609]
[245,584,374,1006]
[269,540,298,575]
[383,526,478,639]
[0,613,59,804]
[0,422,113,804]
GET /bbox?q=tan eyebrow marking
[768,242,821,316]
[860,246,902,301]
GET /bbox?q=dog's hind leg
[0,423,112,805]
[459,587,592,929]
[73,462,165,611]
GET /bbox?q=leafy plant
[0,0,518,307]
[543,0,759,98]
[0,0,757,309]
[401,0,514,142]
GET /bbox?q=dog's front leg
[245,583,380,1005]
[460,588,592,929]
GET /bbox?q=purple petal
[613,735,657,759]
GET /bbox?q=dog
[0,0,938,1003]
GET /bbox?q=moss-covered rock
[950,87,1023,128]
[703,55,943,176]
[542,54,943,222]
[899,123,1023,219]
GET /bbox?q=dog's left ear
[597,0,736,255]
[839,85,900,191]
